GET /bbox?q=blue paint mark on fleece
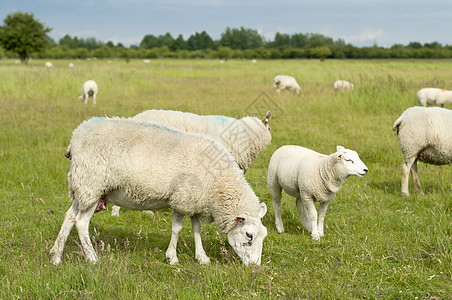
[212,115,231,126]
[90,117,106,122]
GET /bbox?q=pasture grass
[0,58,451,299]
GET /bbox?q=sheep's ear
[262,111,272,126]
[337,145,346,152]
[258,203,267,219]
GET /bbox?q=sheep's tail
[392,116,403,133]
[65,144,72,159]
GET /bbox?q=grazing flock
[49,70,451,266]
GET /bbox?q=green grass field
[0,58,450,299]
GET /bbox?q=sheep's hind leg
[165,211,184,265]
[270,184,284,233]
[296,197,311,233]
[410,159,423,195]
[190,215,210,264]
[49,200,79,265]
[401,156,417,197]
[75,203,98,263]
[111,205,121,217]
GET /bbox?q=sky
[1,0,452,48]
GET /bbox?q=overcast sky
[1,0,451,47]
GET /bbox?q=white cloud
[344,28,383,46]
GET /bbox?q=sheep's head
[334,145,368,177]
[227,203,267,266]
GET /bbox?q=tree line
[2,12,452,63]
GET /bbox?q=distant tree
[408,41,422,49]
[173,34,187,50]
[187,31,214,50]
[140,34,160,48]
[310,46,332,61]
[219,27,263,50]
[0,12,51,63]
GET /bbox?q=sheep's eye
[345,159,354,163]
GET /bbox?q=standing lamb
[50,117,268,266]
[273,75,301,95]
[392,106,452,196]
[416,88,452,107]
[267,145,368,241]
[109,109,272,217]
[333,80,354,91]
[79,80,98,105]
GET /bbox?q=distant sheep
[392,106,452,196]
[110,109,272,217]
[416,88,452,107]
[267,145,368,241]
[79,80,98,105]
[273,75,300,95]
[50,117,268,266]
[44,61,53,68]
[333,80,354,91]
[68,63,74,68]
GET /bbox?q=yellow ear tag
[337,156,341,160]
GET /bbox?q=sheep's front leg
[401,156,417,196]
[190,215,210,264]
[74,204,98,263]
[111,205,121,217]
[301,197,320,241]
[317,201,330,237]
[49,200,79,265]
[296,197,311,232]
[92,95,96,105]
[165,211,184,265]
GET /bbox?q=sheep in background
[50,117,268,266]
[44,61,53,68]
[416,88,452,107]
[79,80,98,105]
[267,145,368,241]
[68,63,74,68]
[392,106,452,196]
[110,109,272,217]
[333,80,354,91]
[273,75,300,95]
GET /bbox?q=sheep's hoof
[311,233,321,241]
[196,255,211,265]
[167,256,179,265]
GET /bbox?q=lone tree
[0,12,51,64]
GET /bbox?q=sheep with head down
[267,145,368,241]
[110,109,272,217]
[50,117,268,266]
[273,75,300,95]
[79,80,98,105]
[416,88,452,107]
[392,106,452,196]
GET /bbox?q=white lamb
[333,80,354,91]
[110,109,272,217]
[392,106,452,196]
[416,88,452,107]
[79,80,98,105]
[50,117,268,266]
[273,75,300,95]
[44,61,53,68]
[267,145,368,241]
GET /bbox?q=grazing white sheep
[50,117,268,266]
[110,109,272,217]
[333,80,354,91]
[267,145,368,241]
[68,63,74,68]
[416,88,452,107]
[273,75,300,95]
[44,61,53,68]
[392,106,452,196]
[79,80,98,105]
